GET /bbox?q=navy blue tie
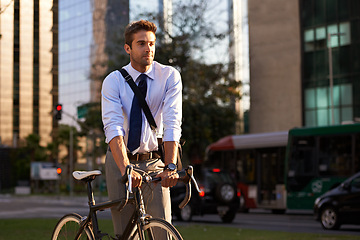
[128,74,147,153]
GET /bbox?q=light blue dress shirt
[101,61,182,154]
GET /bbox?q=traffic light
[54,104,62,120]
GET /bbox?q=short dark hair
[124,20,157,47]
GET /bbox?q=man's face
[125,30,156,72]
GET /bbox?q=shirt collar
[126,62,155,82]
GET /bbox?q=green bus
[286,123,360,210]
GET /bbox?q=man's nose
[145,43,152,51]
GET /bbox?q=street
[1,194,360,237]
[186,210,360,236]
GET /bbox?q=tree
[10,133,49,186]
[23,134,47,162]
[78,103,108,167]
[153,0,241,163]
[56,124,81,176]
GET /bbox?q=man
[101,20,182,238]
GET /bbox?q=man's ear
[124,44,131,55]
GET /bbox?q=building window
[304,21,351,52]
[13,0,20,134]
[301,0,360,127]
[304,84,353,126]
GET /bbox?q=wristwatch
[164,163,177,171]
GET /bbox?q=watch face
[166,163,177,171]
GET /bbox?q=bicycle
[51,165,200,240]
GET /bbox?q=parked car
[314,171,360,230]
[171,167,240,223]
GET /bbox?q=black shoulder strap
[119,68,157,131]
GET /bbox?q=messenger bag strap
[119,68,157,131]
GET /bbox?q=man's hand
[156,170,178,188]
[159,141,179,187]
[130,170,143,188]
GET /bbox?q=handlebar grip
[120,172,128,184]
[121,165,133,195]
[120,165,133,184]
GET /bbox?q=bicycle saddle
[73,170,102,180]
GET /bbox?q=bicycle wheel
[130,217,183,240]
[51,213,94,240]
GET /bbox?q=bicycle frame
[74,177,150,240]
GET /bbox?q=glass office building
[0,0,58,147]
[301,0,360,126]
[58,0,92,120]
[59,0,129,125]
[248,0,360,133]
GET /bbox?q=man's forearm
[163,141,178,165]
[109,136,130,175]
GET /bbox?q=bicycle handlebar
[120,165,200,210]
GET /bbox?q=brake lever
[120,165,133,193]
[117,165,133,211]
[188,166,200,193]
[127,166,133,193]
[178,165,200,209]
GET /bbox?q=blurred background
[0,0,359,215]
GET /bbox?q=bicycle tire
[51,213,94,240]
[130,217,183,240]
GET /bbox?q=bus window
[236,150,256,184]
[287,136,316,192]
[318,135,352,177]
[258,148,286,203]
[288,136,316,175]
[245,152,256,183]
[223,151,236,173]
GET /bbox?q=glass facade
[0,0,57,146]
[59,0,93,123]
[300,0,360,126]
[58,0,129,125]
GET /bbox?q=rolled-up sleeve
[163,69,182,142]
[101,71,126,143]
